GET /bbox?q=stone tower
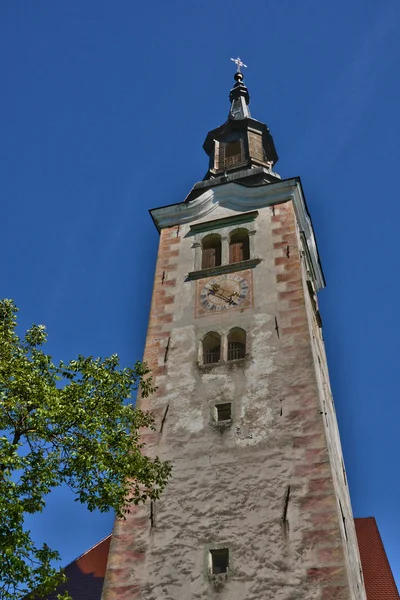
[102,68,367,600]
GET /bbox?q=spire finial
[230,56,247,74]
[229,56,250,120]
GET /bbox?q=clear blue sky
[1,0,400,588]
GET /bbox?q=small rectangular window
[210,548,229,574]
[215,403,232,422]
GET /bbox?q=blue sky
[1,0,400,588]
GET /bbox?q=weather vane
[230,56,247,73]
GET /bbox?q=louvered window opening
[229,237,250,263]
[227,341,246,361]
[204,346,220,365]
[202,246,221,269]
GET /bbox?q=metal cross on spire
[230,56,247,73]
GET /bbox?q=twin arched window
[202,329,246,365]
[201,229,250,269]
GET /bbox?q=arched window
[202,234,222,269]
[216,140,244,171]
[227,328,246,361]
[229,229,250,263]
[202,332,221,365]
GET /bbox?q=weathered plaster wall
[102,189,366,600]
[301,245,366,598]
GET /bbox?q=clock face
[196,271,253,317]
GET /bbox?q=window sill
[213,419,232,429]
[209,572,228,592]
[187,258,261,281]
[198,361,222,370]
[198,356,248,370]
[226,356,247,365]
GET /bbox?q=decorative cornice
[150,177,325,291]
[290,184,325,290]
[150,179,295,230]
[189,211,258,234]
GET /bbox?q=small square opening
[210,548,229,574]
[215,403,232,422]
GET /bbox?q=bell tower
[102,64,367,600]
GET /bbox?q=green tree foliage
[0,299,171,599]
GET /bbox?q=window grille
[204,346,220,365]
[225,154,242,167]
[227,328,246,361]
[227,341,246,361]
[202,332,221,365]
[220,140,243,170]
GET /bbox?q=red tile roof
[30,518,398,599]
[32,535,111,600]
[355,517,399,600]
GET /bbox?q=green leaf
[0,299,171,598]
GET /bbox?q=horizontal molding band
[186,258,262,281]
[189,210,259,234]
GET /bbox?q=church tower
[102,63,367,600]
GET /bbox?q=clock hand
[216,286,240,304]
[206,283,240,304]
[208,289,239,305]
[208,290,231,302]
